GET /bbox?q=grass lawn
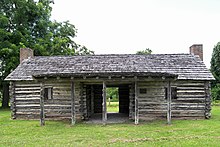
[107,102,119,113]
[1,107,220,146]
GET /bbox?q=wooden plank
[15,95,40,98]
[15,90,40,94]
[15,83,40,87]
[204,81,211,119]
[167,81,171,125]
[129,84,134,119]
[15,87,41,90]
[71,81,76,125]
[11,82,16,119]
[40,82,45,126]
[102,81,107,125]
[91,85,94,114]
[135,81,139,125]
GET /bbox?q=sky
[51,0,220,68]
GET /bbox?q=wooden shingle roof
[5,54,214,81]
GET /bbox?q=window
[44,87,53,100]
[139,88,147,94]
[165,87,177,99]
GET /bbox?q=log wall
[12,80,83,120]
[137,80,211,120]
[11,79,211,121]
[172,80,210,119]
[13,81,41,119]
[137,81,167,120]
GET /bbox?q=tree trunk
[2,82,9,108]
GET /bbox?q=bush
[211,85,220,102]
[0,92,2,102]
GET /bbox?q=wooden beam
[91,85,94,114]
[167,81,171,125]
[40,82,45,126]
[204,81,211,119]
[134,81,139,125]
[10,82,16,119]
[71,81,76,125]
[102,81,107,125]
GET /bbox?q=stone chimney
[189,44,203,61]
[20,48,34,63]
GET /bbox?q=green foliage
[106,87,118,102]
[0,92,2,104]
[136,48,152,55]
[211,42,220,101]
[0,0,94,106]
[211,42,220,82]
[211,84,220,101]
[0,0,93,77]
[1,107,220,146]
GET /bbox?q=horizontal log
[15,84,40,87]
[15,87,41,91]
[138,98,166,102]
[16,97,40,100]
[44,109,71,113]
[16,114,40,119]
[16,112,40,115]
[15,91,40,94]
[139,101,167,105]
[15,94,40,98]
[177,92,205,96]
[171,116,204,120]
[16,109,40,112]
[177,87,205,90]
[177,95,205,98]
[16,101,40,105]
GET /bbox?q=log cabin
[5,44,214,125]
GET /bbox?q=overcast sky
[51,0,220,68]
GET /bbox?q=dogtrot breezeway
[85,113,130,124]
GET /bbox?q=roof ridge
[32,53,191,58]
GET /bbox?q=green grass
[1,107,220,146]
[107,102,119,112]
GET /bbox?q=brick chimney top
[190,44,203,61]
[20,48,34,63]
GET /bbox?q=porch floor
[85,113,130,124]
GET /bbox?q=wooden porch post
[102,81,107,125]
[204,81,211,119]
[91,85,94,115]
[71,81,76,125]
[135,81,139,125]
[10,82,16,119]
[40,82,45,126]
[167,80,172,125]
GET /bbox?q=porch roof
[5,54,214,81]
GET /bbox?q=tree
[107,88,119,101]
[0,0,94,108]
[136,48,152,55]
[210,42,220,101]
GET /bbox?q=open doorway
[106,87,119,113]
[106,85,130,115]
[86,84,130,123]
